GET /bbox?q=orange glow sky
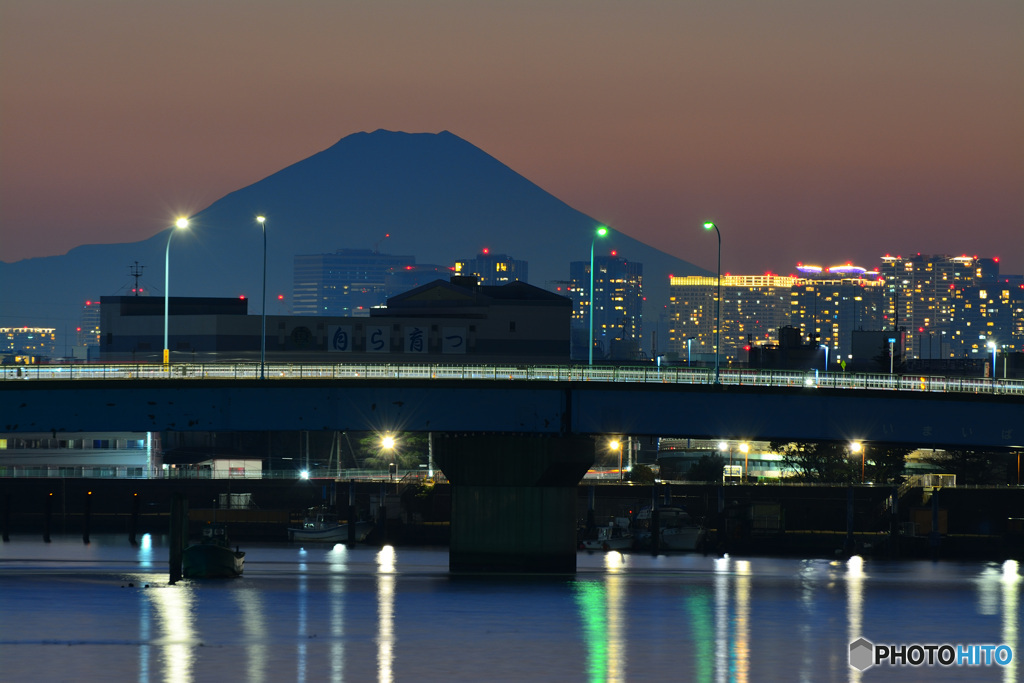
[1,1,1021,275]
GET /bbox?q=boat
[580,516,634,551]
[634,506,706,552]
[182,523,244,578]
[288,507,374,543]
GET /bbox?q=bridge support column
[434,434,594,574]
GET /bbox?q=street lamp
[609,439,622,481]
[988,340,997,379]
[820,344,829,373]
[163,217,190,368]
[703,221,721,383]
[381,435,396,481]
[850,441,864,483]
[739,442,749,481]
[686,336,694,365]
[256,216,267,380]
[589,226,609,365]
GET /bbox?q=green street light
[703,221,721,383]
[163,217,190,368]
[256,216,267,380]
[589,226,609,365]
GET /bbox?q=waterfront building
[98,276,571,364]
[0,432,159,478]
[293,249,416,317]
[568,253,644,360]
[453,249,528,287]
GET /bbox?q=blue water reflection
[0,536,1019,682]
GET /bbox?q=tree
[357,432,429,472]
[924,449,1007,485]
[687,454,725,482]
[771,440,858,483]
[864,445,912,484]
[628,463,656,485]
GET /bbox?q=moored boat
[182,523,244,578]
[580,516,634,551]
[634,506,706,552]
[288,507,373,543]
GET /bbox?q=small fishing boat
[182,523,244,578]
[634,506,706,552]
[580,517,634,551]
[288,507,373,543]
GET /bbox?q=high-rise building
[668,266,884,365]
[668,274,795,363]
[790,265,885,360]
[569,254,643,360]
[454,249,528,287]
[77,300,102,349]
[293,249,415,317]
[879,254,1015,358]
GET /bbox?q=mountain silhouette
[0,129,707,353]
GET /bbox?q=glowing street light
[703,221,721,383]
[739,442,750,480]
[609,439,622,481]
[256,216,267,380]
[820,344,829,373]
[163,217,190,368]
[850,441,864,482]
[589,226,609,365]
[988,340,997,379]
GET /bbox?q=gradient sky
[2,1,1022,276]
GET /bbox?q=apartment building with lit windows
[568,254,644,360]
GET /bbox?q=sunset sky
[2,1,1021,276]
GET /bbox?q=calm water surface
[0,535,1019,682]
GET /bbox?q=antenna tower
[129,262,145,295]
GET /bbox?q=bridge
[3,362,1022,573]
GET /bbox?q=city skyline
[2,2,1021,276]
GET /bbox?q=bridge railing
[2,362,1022,396]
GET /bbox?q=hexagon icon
[849,638,875,671]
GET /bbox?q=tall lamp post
[589,226,609,365]
[703,221,721,383]
[609,439,623,481]
[163,217,190,368]
[987,340,997,379]
[820,344,829,373]
[256,216,268,380]
[851,442,864,483]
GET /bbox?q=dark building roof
[100,296,248,316]
[379,278,570,314]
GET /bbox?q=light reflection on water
[0,536,1019,682]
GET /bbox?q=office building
[453,249,528,287]
[1,326,57,362]
[568,254,644,360]
[293,249,416,317]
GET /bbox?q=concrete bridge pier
[434,434,594,574]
